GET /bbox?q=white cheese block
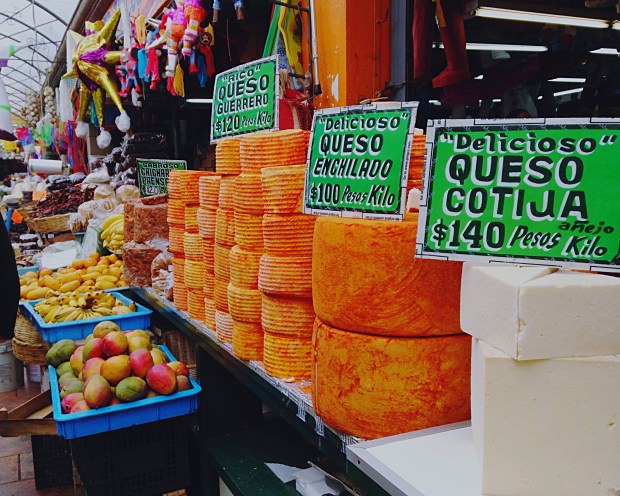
[472,338,620,496]
[461,264,620,359]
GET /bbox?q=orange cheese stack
[197,207,217,238]
[312,213,463,337]
[263,331,312,380]
[202,238,215,273]
[199,175,221,209]
[180,171,214,203]
[232,321,264,361]
[218,176,236,210]
[204,298,216,330]
[229,245,261,289]
[168,170,182,198]
[172,257,185,286]
[215,310,233,343]
[240,130,309,173]
[174,284,188,311]
[215,137,241,175]
[204,271,215,299]
[312,318,471,439]
[409,134,426,180]
[215,208,235,246]
[184,260,206,290]
[261,165,305,213]
[214,275,230,312]
[258,254,312,298]
[261,294,314,338]
[262,214,316,257]
[214,243,232,280]
[227,283,262,323]
[184,205,199,234]
[167,199,186,225]
[234,213,264,251]
[183,233,203,261]
[407,179,422,192]
[168,225,185,256]
[233,174,264,214]
[188,289,206,322]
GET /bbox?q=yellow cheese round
[215,310,233,343]
[233,173,264,214]
[184,260,206,290]
[204,297,216,330]
[263,331,312,380]
[227,283,262,323]
[258,254,312,298]
[229,245,261,289]
[234,213,264,251]
[312,318,471,439]
[214,243,232,280]
[240,130,310,174]
[199,175,221,209]
[232,321,264,361]
[204,271,215,298]
[215,208,236,246]
[312,213,463,337]
[197,207,217,239]
[183,233,203,261]
[188,289,206,322]
[214,275,230,312]
[184,205,199,234]
[261,165,305,213]
[218,176,237,210]
[262,214,316,257]
[261,294,314,338]
[203,238,215,272]
[216,138,241,175]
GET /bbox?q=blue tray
[18,265,39,276]
[49,346,201,439]
[22,292,152,343]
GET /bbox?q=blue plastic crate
[22,292,152,342]
[17,265,39,276]
[49,346,201,439]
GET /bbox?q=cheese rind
[472,338,620,496]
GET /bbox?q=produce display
[33,291,135,323]
[45,322,193,413]
[100,214,125,253]
[30,183,93,218]
[19,254,126,300]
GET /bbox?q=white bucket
[26,363,41,383]
[0,341,24,392]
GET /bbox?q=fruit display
[45,322,193,414]
[101,214,125,253]
[19,253,126,301]
[34,291,136,323]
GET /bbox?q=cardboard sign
[417,118,620,271]
[210,55,279,142]
[137,159,187,196]
[303,102,418,221]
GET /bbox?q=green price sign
[303,103,418,221]
[210,55,279,142]
[417,119,620,270]
[137,159,187,196]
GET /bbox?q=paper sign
[210,55,279,142]
[417,118,620,271]
[303,102,418,221]
[137,159,187,196]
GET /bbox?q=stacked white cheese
[461,264,620,496]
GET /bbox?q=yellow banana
[101,214,124,232]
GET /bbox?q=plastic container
[50,346,201,439]
[31,435,73,489]
[0,341,24,392]
[17,265,39,276]
[23,292,152,342]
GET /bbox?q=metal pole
[308,0,321,96]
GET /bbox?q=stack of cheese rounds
[184,233,206,322]
[408,134,425,192]
[239,130,310,173]
[215,138,241,175]
[171,257,188,311]
[261,164,305,213]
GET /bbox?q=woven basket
[162,331,197,380]
[12,313,48,365]
[19,206,70,234]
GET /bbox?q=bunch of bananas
[33,290,137,324]
[101,214,124,253]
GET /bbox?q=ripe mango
[46,339,77,367]
[95,280,116,290]
[98,275,119,283]
[59,280,81,293]
[27,287,49,300]
[39,268,53,277]
[60,272,81,285]
[83,375,112,409]
[42,275,61,291]
[115,377,147,402]
[81,272,101,282]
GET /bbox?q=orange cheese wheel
[407,179,422,192]
[168,226,185,255]
[258,254,312,297]
[261,165,305,213]
[199,175,221,209]
[215,310,233,343]
[184,260,206,290]
[218,176,237,210]
[214,275,230,312]
[409,134,426,180]
[204,271,215,298]
[197,207,217,239]
[188,289,206,322]
[172,257,185,284]
[233,213,264,251]
[232,321,264,361]
[216,138,241,175]
[166,199,186,225]
[203,238,215,272]
[312,213,463,337]
[262,214,316,257]
[263,331,312,380]
[204,297,216,330]
[227,283,262,323]
[179,171,215,203]
[184,205,199,234]
[183,233,203,261]
[167,172,182,198]
[229,245,261,289]
[215,208,235,246]
[240,130,309,173]
[261,294,314,338]
[233,173,264,214]
[312,318,471,439]
[174,283,188,311]
[214,243,232,280]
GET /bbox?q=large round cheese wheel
[215,208,235,246]
[172,257,185,284]
[262,214,316,257]
[203,238,215,272]
[214,243,232,280]
[261,165,305,213]
[188,289,206,322]
[216,138,241,175]
[240,130,309,174]
[166,199,186,225]
[218,176,237,210]
[168,226,185,256]
[214,275,230,312]
[204,271,215,299]
[174,283,188,311]
[204,297,216,330]
[263,331,312,380]
[227,283,262,323]
[234,213,264,251]
[312,213,463,337]
[233,174,264,214]
[215,310,233,343]
[168,170,182,198]
[259,254,312,297]
[184,206,199,234]
[312,319,471,439]
[169,170,214,204]
[232,321,264,361]
[184,260,206,290]
[197,207,217,239]
[261,294,314,338]
[183,233,203,261]
[229,245,261,289]
[199,175,221,209]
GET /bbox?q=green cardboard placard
[303,102,418,221]
[137,159,187,196]
[210,55,279,142]
[416,118,620,271]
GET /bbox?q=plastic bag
[80,219,105,258]
[94,184,115,201]
[115,184,140,203]
[83,167,111,184]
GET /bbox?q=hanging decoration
[24,91,42,129]
[212,0,245,23]
[164,1,188,78]
[0,76,16,141]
